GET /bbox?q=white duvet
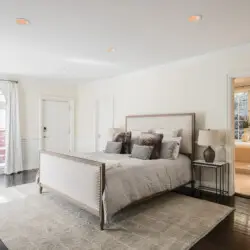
[82,152,191,222]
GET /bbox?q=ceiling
[234,77,250,88]
[1,0,250,81]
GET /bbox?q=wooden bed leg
[100,219,104,231]
[100,198,105,230]
[191,180,195,196]
[39,184,43,194]
[99,163,105,230]
[100,201,105,230]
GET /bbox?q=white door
[42,99,70,153]
[96,96,114,151]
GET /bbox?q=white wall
[18,77,78,170]
[76,42,250,195]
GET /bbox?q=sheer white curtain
[4,81,23,174]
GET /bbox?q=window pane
[234,92,248,139]
[0,109,5,129]
[235,130,239,139]
[239,129,244,139]
[0,90,6,167]
[239,121,244,129]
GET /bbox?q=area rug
[0,183,234,250]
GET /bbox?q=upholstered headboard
[125,113,195,159]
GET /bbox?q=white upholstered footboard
[39,151,105,229]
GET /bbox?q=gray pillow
[130,137,140,154]
[131,145,153,160]
[104,141,123,154]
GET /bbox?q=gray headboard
[125,113,195,160]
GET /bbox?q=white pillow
[160,137,182,160]
[153,129,181,139]
[131,130,142,138]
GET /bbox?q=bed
[39,113,195,230]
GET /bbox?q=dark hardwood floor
[0,240,7,250]
[193,199,250,250]
[176,187,250,250]
[0,170,250,250]
[0,169,37,189]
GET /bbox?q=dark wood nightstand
[193,160,230,201]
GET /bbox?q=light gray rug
[0,183,234,250]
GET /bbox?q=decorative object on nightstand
[192,160,229,202]
[198,129,220,163]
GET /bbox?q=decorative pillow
[113,131,131,154]
[108,128,123,141]
[131,130,142,138]
[104,141,123,154]
[138,132,163,159]
[129,130,144,153]
[153,128,181,138]
[130,138,138,153]
[160,140,181,160]
[131,145,153,160]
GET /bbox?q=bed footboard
[39,151,106,230]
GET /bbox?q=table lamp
[198,129,220,163]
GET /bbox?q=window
[0,90,6,129]
[234,92,248,140]
[0,90,6,169]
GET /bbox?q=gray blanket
[81,152,191,222]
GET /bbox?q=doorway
[39,97,74,153]
[233,77,250,196]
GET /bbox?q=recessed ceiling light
[107,47,116,53]
[188,15,202,22]
[16,18,30,25]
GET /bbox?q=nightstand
[192,160,229,201]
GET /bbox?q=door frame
[39,96,75,152]
[227,72,250,196]
[94,96,114,152]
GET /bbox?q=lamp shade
[198,129,220,146]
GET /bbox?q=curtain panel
[4,82,23,174]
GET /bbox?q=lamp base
[203,146,215,163]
